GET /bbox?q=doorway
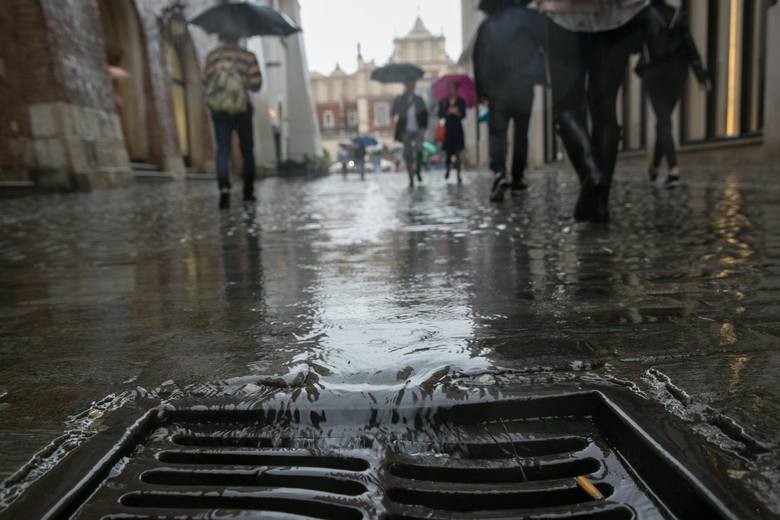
[165,37,207,170]
[98,0,151,163]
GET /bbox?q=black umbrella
[191,3,302,38]
[371,63,425,84]
[479,0,529,14]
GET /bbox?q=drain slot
[442,436,589,459]
[120,491,364,519]
[387,483,614,511]
[389,458,600,483]
[157,451,370,471]
[172,434,295,448]
[384,502,636,520]
[141,468,367,496]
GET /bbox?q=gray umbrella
[371,63,425,84]
[191,3,301,38]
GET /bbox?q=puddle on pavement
[1,170,779,511]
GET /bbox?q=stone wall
[0,0,226,190]
[0,0,133,189]
[763,5,780,165]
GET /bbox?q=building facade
[311,17,456,160]
[249,0,322,168]
[0,0,321,192]
[459,0,780,171]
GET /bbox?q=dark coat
[391,93,429,142]
[636,2,708,83]
[437,97,466,154]
[473,4,546,105]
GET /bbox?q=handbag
[434,121,447,143]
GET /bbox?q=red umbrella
[432,74,478,108]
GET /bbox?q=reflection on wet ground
[1,168,779,501]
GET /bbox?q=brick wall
[0,1,53,173]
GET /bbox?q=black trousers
[488,95,534,184]
[212,107,255,197]
[547,19,638,192]
[645,57,688,169]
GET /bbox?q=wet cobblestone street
[1,168,779,510]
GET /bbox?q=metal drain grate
[0,390,760,519]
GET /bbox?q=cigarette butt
[576,476,604,500]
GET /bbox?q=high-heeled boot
[556,111,603,222]
[591,117,621,224]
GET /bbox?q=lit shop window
[680,0,766,143]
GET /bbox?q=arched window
[323,110,335,129]
[373,103,389,126]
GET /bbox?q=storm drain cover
[1,390,754,519]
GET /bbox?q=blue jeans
[212,108,255,197]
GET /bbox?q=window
[347,111,358,128]
[374,102,389,126]
[322,110,335,129]
[680,0,767,143]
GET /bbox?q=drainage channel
[0,390,761,519]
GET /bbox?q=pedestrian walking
[204,33,262,209]
[438,82,467,184]
[354,143,367,180]
[392,79,429,187]
[474,0,545,202]
[636,0,710,188]
[338,147,350,176]
[539,0,647,223]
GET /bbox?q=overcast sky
[298,0,463,75]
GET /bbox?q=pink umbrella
[432,74,478,108]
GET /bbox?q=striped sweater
[204,45,262,92]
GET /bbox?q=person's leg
[236,109,256,201]
[547,21,602,220]
[510,95,533,191]
[454,152,462,183]
[413,132,423,181]
[488,102,510,175]
[585,22,637,221]
[212,115,233,208]
[488,102,511,201]
[660,62,688,178]
[403,132,415,186]
[647,83,672,169]
[445,153,452,179]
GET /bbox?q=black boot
[490,171,509,202]
[511,174,528,193]
[219,190,230,210]
[556,111,603,221]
